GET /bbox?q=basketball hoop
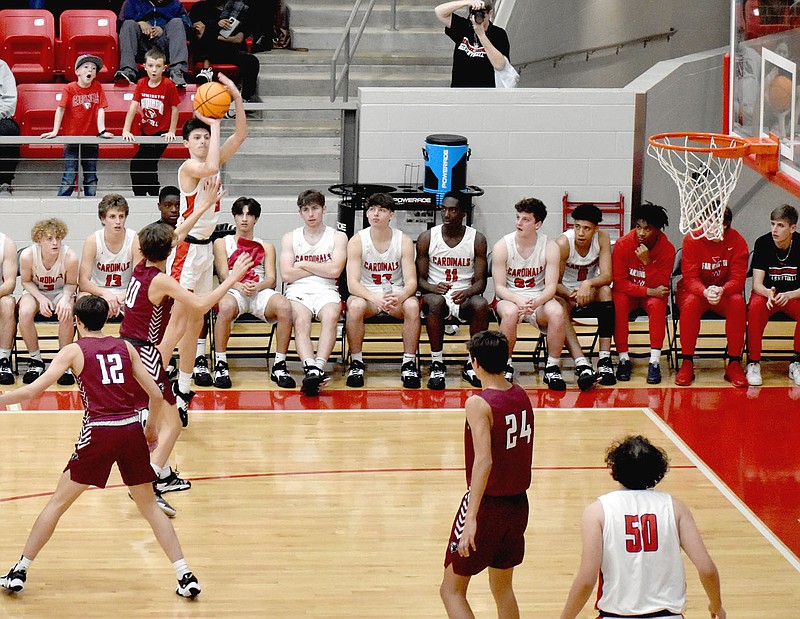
[647,132,778,240]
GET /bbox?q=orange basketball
[193,81,233,119]
[768,74,793,113]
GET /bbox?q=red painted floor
[14,385,800,562]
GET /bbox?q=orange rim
[648,131,751,158]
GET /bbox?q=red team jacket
[612,229,676,298]
[677,228,749,298]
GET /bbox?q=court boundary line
[642,407,800,573]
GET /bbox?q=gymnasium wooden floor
[1,357,800,618]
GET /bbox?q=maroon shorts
[129,342,176,408]
[64,418,156,488]
[444,491,529,576]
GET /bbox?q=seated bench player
[0,230,17,385]
[18,218,79,386]
[416,191,490,390]
[555,203,615,386]
[211,196,294,389]
[344,192,421,388]
[78,194,140,318]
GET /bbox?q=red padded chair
[14,84,64,158]
[100,83,139,158]
[163,84,197,159]
[0,9,56,84]
[59,10,119,83]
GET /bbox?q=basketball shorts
[490,297,545,334]
[420,292,469,323]
[444,491,529,576]
[286,287,341,318]
[24,289,66,308]
[65,416,156,488]
[229,288,279,322]
[171,241,213,294]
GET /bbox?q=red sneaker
[674,359,695,386]
[724,360,748,388]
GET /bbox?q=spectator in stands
[78,194,139,318]
[344,193,422,389]
[0,231,17,385]
[555,204,616,386]
[220,1,279,53]
[416,191,489,390]
[18,218,79,386]
[41,55,112,198]
[190,0,261,102]
[122,47,180,197]
[492,198,581,392]
[674,207,749,388]
[115,0,192,88]
[434,0,510,88]
[212,197,294,389]
[279,190,348,396]
[0,60,20,196]
[746,204,800,386]
[612,203,676,385]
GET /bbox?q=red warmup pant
[746,295,800,361]
[612,292,668,353]
[677,291,746,357]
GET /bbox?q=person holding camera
[434,0,510,88]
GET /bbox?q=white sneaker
[746,362,762,386]
[789,361,800,386]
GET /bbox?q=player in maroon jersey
[0,295,201,598]
[440,330,535,618]
[120,217,252,515]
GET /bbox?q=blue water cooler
[422,134,470,203]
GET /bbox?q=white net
[647,135,744,241]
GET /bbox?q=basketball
[767,74,793,113]
[193,81,233,119]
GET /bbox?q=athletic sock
[14,556,32,573]
[195,340,206,359]
[547,356,560,367]
[598,350,611,359]
[275,352,287,365]
[431,351,444,364]
[618,352,630,362]
[315,357,326,370]
[650,349,661,365]
[402,353,416,365]
[30,350,42,362]
[173,558,190,579]
[151,462,166,477]
[351,352,363,363]
[216,351,227,364]
[574,356,588,367]
[178,372,191,394]
[0,348,11,360]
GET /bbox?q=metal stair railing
[330,0,398,102]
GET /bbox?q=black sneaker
[270,360,296,389]
[165,356,178,382]
[155,492,176,517]
[543,365,567,391]
[213,360,232,389]
[57,371,75,386]
[462,360,482,388]
[503,365,514,383]
[170,69,187,88]
[616,359,632,382]
[22,359,45,384]
[154,468,192,494]
[176,572,201,598]
[346,359,365,388]
[401,361,421,389]
[114,67,136,85]
[576,364,600,392]
[427,361,447,390]
[301,365,329,396]
[195,67,213,84]
[0,566,26,592]
[646,362,662,385]
[597,356,617,385]
[192,356,213,387]
[0,357,14,385]
[173,383,196,428]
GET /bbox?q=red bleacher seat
[163,84,197,158]
[101,83,139,158]
[0,9,56,84]
[181,0,202,12]
[14,83,64,158]
[59,10,119,83]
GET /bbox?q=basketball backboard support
[729,0,800,196]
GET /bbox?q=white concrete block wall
[357,87,636,248]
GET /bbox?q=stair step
[261,71,448,97]
[291,6,439,29]
[293,27,453,52]
[258,48,450,68]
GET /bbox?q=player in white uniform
[556,203,616,387]
[161,72,248,424]
[17,218,79,386]
[492,198,573,391]
[212,197,294,389]
[78,193,139,318]
[344,193,421,388]
[0,231,18,385]
[417,192,489,390]
[280,190,348,396]
[560,435,725,619]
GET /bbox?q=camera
[469,8,486,24]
